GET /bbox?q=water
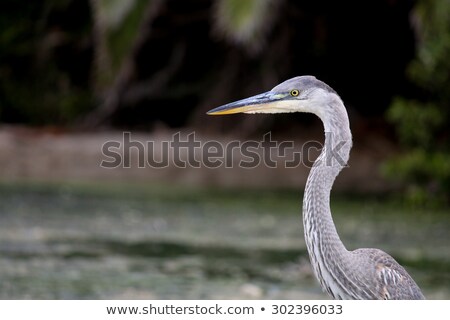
[0,183,448,299]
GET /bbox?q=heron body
[207,76,425,300]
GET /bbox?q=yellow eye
[290,89,299,97]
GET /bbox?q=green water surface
[0,183,448,299]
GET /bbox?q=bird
[207,76,425,300]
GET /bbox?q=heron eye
[290,89,299,97]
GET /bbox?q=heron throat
[302,100,353,299]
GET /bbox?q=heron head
[207,76,339,116]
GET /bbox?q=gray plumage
[207,75,425,300]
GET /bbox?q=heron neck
[302,103,353,288]
[303,133,351,249]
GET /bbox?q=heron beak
[207,92,286,115]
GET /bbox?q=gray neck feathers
[302,97,353,289]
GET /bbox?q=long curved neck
[302,97,353,298]
[303,129,351,250]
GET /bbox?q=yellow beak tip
[207,107,247,115]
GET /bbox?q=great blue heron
[207,76,425,300]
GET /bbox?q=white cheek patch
[243,100,312,114]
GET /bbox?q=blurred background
[0,0,449,299]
